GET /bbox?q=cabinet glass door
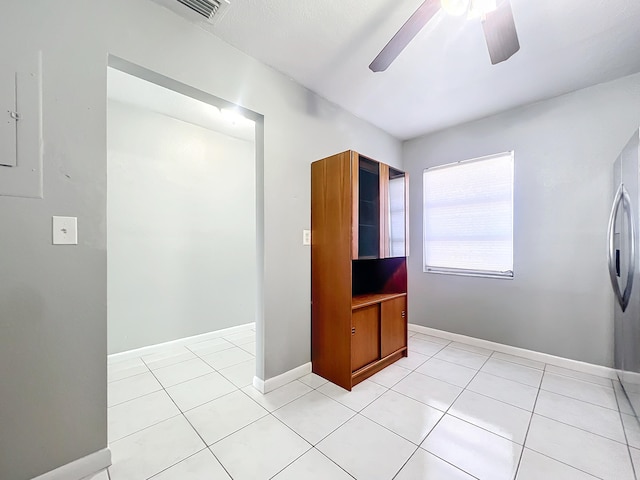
[388,168,406,257]
[358,157,380,259]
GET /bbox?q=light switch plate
[52,216,78,245]
[303,229,311,246]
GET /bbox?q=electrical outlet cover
[52,216,78,245]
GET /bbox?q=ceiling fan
[369,0,520,72]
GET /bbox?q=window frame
[422,151,515,280]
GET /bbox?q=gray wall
[0,1,401,479]
[107,100,256,354]
[404,72,640,367]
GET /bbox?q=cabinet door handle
[401,311,406,318]
[351,327,356,335]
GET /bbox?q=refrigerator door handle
[621,187,636,311]
[608,184,635,312]
[608,185,625,309]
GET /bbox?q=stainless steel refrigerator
[609,129,640,416]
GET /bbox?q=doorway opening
[105,57,265,421]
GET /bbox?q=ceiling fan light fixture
[441,0,470,16]
[468,0,498,18]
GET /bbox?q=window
[423,151,514,278]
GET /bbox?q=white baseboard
[409,324,618,380]
[253,362,312,394]
[252,376,266,393]
[32,448,111,480]
[108,322,255,363]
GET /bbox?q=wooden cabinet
[381,296,407,358]
[351,305,380,371]
[311,150,409,390]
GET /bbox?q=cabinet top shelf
[352,292,407,310]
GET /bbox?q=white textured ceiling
[167,0,640,140]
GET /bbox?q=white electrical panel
[1,73,17,167]
[0,52,43,198]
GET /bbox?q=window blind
[423,152,514,277]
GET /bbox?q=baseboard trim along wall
[409,324,618,380]
[107,322,256,363]
[253,362,312,394]
[31,448,111,480]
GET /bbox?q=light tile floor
[99,326,640,480]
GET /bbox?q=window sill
[424,267,514,280]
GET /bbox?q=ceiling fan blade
[482,0,520,65]
[369,0,441,72]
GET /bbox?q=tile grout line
[407,351,495,480]
[259,413,321,480]
[108,411,185,444]
[305,376,439,480]
[143,447,210,480]
[269,373,370,474]
[108,340,250,385]
[107,332,256,479]
[405,448,483,480]
[543,369,616,390]
[522,446,607,479]
[110,338,618,480]
[419,349,554,391]
[313,384,383,415]
[544,366,615,389]
[517,362,620,479]
[312,448,358,480]
[140,355,244,480]
[134,356,224,479]
[613,379,638,479]
[408,340,450,358]
[242,379,314,413]
[393,348,539,478]
[421,331,617,387]
[413,330,614,383]
[189,343,255,374]
[512,356,544,480]
[107,358,150,384]
[206,446,236,480]
[529,412,629,447]
[181,382,313,450]
[308,376,467,462]
[271,392,357,446]
[489,352,545,370]
[536,384,621,412]
[108,386,164,409]
[389,445,422,480]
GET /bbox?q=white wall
[404,72,640,367]
[0,1,401,479]
[107,100,256,354]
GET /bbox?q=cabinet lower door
[352,304,380,372]
[381,297,407,357]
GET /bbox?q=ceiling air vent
[176,0,222,20]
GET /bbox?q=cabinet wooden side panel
[311,152,353,390]
[381,296,407,358]
[379,163,390,258]
[352,304,380,371]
